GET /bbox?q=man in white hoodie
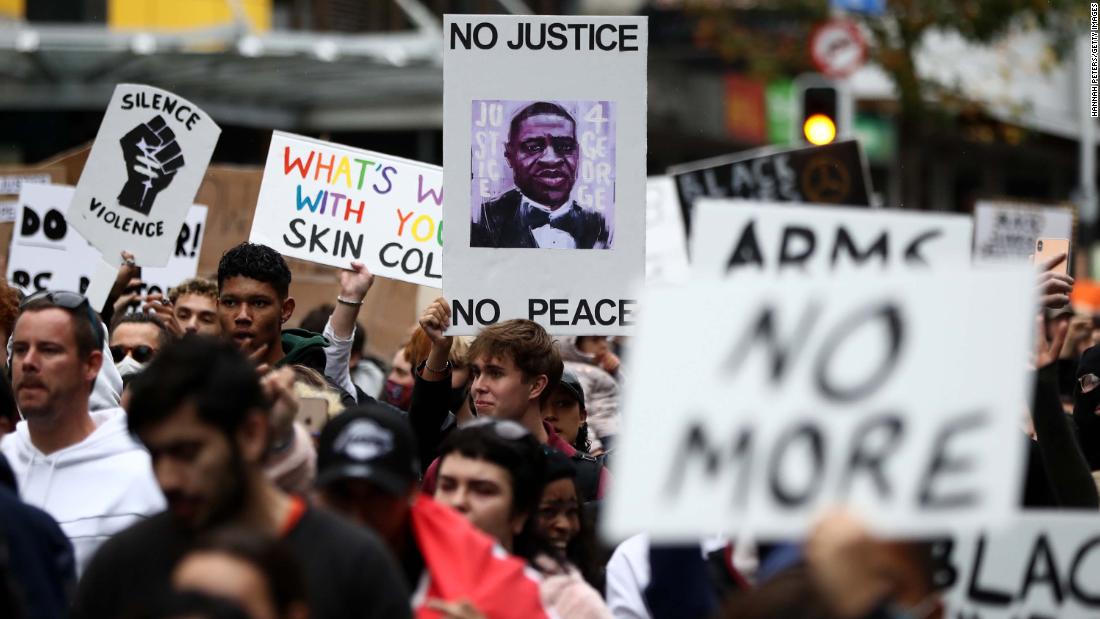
[0,290,164,574]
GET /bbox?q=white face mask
[115,355,147,379]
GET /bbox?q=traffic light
[800,86,839,146]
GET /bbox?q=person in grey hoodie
[0,291,163,575]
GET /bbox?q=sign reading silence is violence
[68,84,220,269]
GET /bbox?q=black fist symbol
[117,115,185,215]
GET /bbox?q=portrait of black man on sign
[470,100,615,250]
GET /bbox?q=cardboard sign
[668,140,873,234]
[69,84,220,268]
[691,200,973,277]
[645,176,689,285]
[973,201,1074,263]
[442,14,647,335]
[941,513,1100,618]
[7,183,205,296]
[250,132,442,287]
[603,269,1034,540]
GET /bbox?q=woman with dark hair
[433,419,610,618]
[172,527,310,619]
[536,450,604,591]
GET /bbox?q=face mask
[381,379,412,411]
[115,355,147,379]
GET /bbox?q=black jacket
[471,189,611,249]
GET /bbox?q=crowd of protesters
[0,238,1096,619]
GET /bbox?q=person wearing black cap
[315,406,553,619]
[542,369,600,455]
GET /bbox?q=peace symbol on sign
[801,156,851,203]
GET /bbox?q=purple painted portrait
[470,100,616,250]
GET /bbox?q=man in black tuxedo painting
[471,102,611,250]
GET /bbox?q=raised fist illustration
[117,115,185,215]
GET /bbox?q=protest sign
[603,269,1034,540]
[442,14,647,335]
[7,183,206,296]
[668,140,873,234]
[250,132,443,287]
[68,84,220,268]
[941,513,1100,618]
[691,200,973,277]
[0,173,53,196]
[645,176,689,285]
[972,201,1074,264]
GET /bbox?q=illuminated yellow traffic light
[803,113,837,145]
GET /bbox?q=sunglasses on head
[20,290,104,350]
[110,345,155,364]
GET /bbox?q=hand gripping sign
[604,268,1035,541]
[69,84,220,268]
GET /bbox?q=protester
[216,242,362,491]
[433,420,611,617]
[0,369,17,435]
[404,328,474,426]
[73,336,411,619]
[0,456,77,619]
[303,261,388,405]
[537,449,604,589]
[109,312,171,378]
[383,345,416,411]
[169,277,222,336]
[315,404,554,618]
[556,336,621,446]
[0,278,20,367]
[300,303,386,399]
[1,290,164,574]
[217,243,344,389]
[416,298,610,502]
[173,527,309,619]
[542,369,602,454]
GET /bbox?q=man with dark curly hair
[216,242,324,374]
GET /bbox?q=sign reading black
[669,140,873,234]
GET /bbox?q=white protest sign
[69,84,220,268]
[973,201,1074,263]
[7,183,206,296]
[645,176,689,285]
[442,15,647,335]
[0,173,52,196]
[250,132,442,287]
[604,270,1034,541]
[942,513,1100,618]
[142,205,207,296]
[691,200,973,277]
[8,183,99,294]
[0,201,17,223]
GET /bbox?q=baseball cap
[315,404,420,495]
[557,369,586,410]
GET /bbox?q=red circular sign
[810,19,867,79]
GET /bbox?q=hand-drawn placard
[604,269,1034,540]
[69,84,220,268]
[251,132,443,287]
[442,14,648,335]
